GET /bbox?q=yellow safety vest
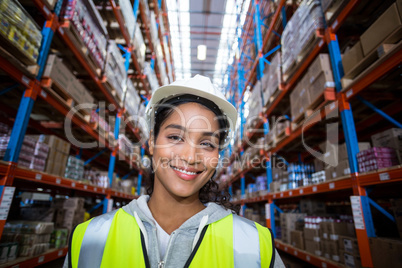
[69,208,274,268]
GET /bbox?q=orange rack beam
[0,247,68,268]
[275,240,342,268]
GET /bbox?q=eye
[168,135,183,143]
[201,141,216,149]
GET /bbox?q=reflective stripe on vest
[71,209,273,267]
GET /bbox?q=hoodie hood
[122,195,232,230]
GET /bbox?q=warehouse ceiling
[166,0,250,90]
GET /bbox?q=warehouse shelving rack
[224,0,402,267]
[0,0,174,265]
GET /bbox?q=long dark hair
[146,94,239,214]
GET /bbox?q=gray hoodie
[64,195,285,268]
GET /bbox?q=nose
[180,142,200,165]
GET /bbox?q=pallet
[291,88,336,131]
[341,27,402,89]
[59,20,102,77]
[40,78,91,123]
[102,78,125,108]
[0,38,39,78]
[283,29,324,82]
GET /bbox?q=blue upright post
[136,146,145,195]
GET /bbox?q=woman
[65,75,284,267]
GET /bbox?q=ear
[148,131,154,156]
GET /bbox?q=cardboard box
[371,128,402,164]
[290,75,310,121]
[300,199,326,214]
[290,230,304,250]
[327,221,352,240]
[280,213,306,243]
[391,199,402,238]
[307,54,335,103]
[369,237,402,267]
[342,41,364,75]
[63,197,85,209]
[325,166,337,180]
[335,159,350,177]
[328,240,339,259]
[270,181,281,193]
[339,235,359,256]
[322,240,330,259]
[360,2,402,56]
[304,228,321,242]
[344,252,361,268]
[338,142,371,161]
[305,240,321,256]
[43,55,74,91]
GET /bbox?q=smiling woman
[65,75,284,268]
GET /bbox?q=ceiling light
[197,45,207,61]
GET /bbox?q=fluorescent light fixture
[197,45,207,61]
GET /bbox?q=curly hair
[146,94,240,214]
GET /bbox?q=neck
[148,184,206,234]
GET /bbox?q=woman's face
[149,102,220,200]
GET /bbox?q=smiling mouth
[170,165,203,175]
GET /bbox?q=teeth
[172,166,198,175]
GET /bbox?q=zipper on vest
[158,261,165,268]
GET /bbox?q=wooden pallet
[59,20,102,77]
[40,78,91,123]
[283,29,324,82]
[341,27,402,89]
[291,88,336,131]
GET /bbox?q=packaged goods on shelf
[61,198,85,230]
[290,230,304,250]
[43,55,95,108]
[29,141,50,172]
[90,171,111,188]
[369,237,402,268]
[357,147,399,173]
[64,156,84,180]
[300,199,326,214]
[342,41,364,76]
[0,0,42,63]
[371,128,402,164]
[50,228,68,249]
[246,83,263,128]
[289,75,310,121]
[285,163,315,190]
[104,40,127,101]
[280,213,306,244]
[124,79,141,118]
[0,242,18,264]
[61,0,108,70]
[144,62,159,93]
[133,24,146,68]
[90,110,110,138]
[281,0,324,77]
[149,12,159,44]
[261,51,282,105]
[0,136,36,169]
[360,1,402,56]
[312,170,326,184]
[20,206,54,222]
[117,0,135,39]
[244,207,265,226]
[391,199,402,238]
[118,134,134,157]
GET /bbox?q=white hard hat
[145,74,237,139]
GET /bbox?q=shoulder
[232,215,274,238]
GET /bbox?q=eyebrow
[164,124,220,139]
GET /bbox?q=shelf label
[299,189,303,194]
[84,185,88,190]
[58,250,63,256]
[280,192,284,197]
[350,196,365,230]
[284,246,288,251]
[43,6,50,16]
[306,255,310,261]
[94,187,97,192]
[265,203,270,219]
[38,255,45,263]
[313,186,317,192]
[273,194,277,198]
[107,199,114,212]
[59,28,64,35]
[56,178,61,184]
[40,90,47,98]
[21,76,30,86]
[379,172,390,181]
[289,191,293,196]
[322,262,327,268]
[329,183,335,189]
[332,20,338,30]
[71,182,76,187]
[102,189,105,193]
[346,89,353,98]
[35,174,42,180]
[294,250,297,256]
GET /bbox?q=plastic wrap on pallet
[134,23,146,68]
[281,0,324,75]
[149,11,159,44]
[61,0,107,69]
[105,40,127,100]
[125,79,142,118]
[118,134,134,156]
[262,51,282,105]
[0,0,42,62]
[246,82,263,122]
[144,62,159,93]
[118,0,136,39]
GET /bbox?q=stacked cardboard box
[50,228,69,249]
[371,128,402,164]
[53,197,86,232]
[280,213,306,244]
[0,136,36,169]
[357,147,398,172]
[0,242,18,264]
[338,235,361,268]
[133,23,146,68]
[304,227,321,256]
[104,40,127,101]
[300,199,326,215]
[261,52,282,106]
[290,230,304,250]
[369,237,402,267]
[30,140,49,171]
